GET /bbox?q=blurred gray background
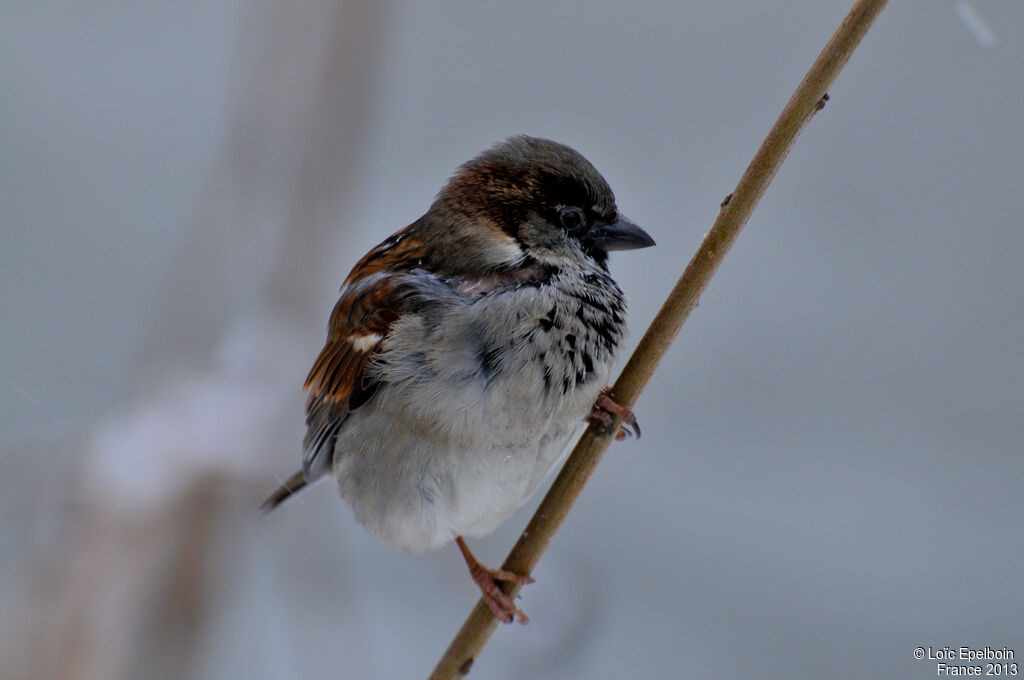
[1,1,1022,679]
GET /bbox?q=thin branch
[429,1,890,677]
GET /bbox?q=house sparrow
[263,136,654,623]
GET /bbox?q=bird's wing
[262,267,407,512]
[301,270,405,482]
[264,218,536,510]
[261,223,455,511]
[300,219,476,483]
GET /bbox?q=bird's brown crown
[434,135,619,239]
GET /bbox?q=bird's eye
[558,206,585,232]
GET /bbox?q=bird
[262,135,655,624]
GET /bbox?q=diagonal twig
[429,1,890,677]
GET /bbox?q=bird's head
[428,136,655,271]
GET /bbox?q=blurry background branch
[430,0,890,677]
[0,3,388,679]
[136,0,387,376]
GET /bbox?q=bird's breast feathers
[322,264,627,551]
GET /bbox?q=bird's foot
[588,389,640,440]
[456,537,533,624]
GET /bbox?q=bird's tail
[260,470,308,514]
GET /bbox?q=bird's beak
[589,214,656,251]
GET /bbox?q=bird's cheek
[517,217,576,258]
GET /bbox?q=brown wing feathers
[261,228,434,510]
[301,276,401,481]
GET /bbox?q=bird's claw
[588,390,640,440]
[470,563,532,624]
[456,536,532,624]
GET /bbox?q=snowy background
[1,1,1022,679]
